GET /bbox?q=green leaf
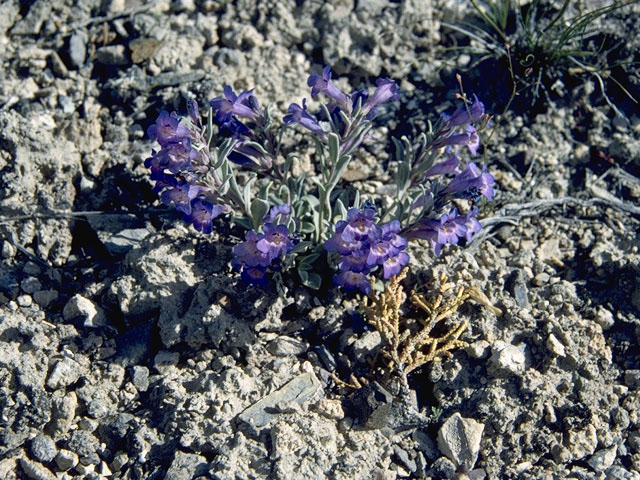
[328,132,340,164]
[242,140,270,157]
[233,216,253,230]
[258,182,272,201]
[335,198,348,221]
[396,161,410,191]
[283,154,296,176]
[250,198,270,229]
[299,221,316,233]
[298,252,321,266]
[299,271,322,290]
[242,175,257,212]
[291,240,312,254]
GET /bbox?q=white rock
[489,342,526,376]
[62,294,106,327]
[546,334,565,357]
[588,445,617,473]
[437,413,485,470]
[55,449,79,471]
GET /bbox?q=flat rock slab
[437,412,485,471]
[238,371,323,433]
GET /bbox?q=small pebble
[55,450,79,471]
[533,272,550,287]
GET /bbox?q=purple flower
[147,111,191,146]
[187,98,200,127]
[463,208,482,242]
[264,204,291,224]
[210,86,261,123]
[351,89,369,111]
[188,199,225,234]
[381,220,408,249]
[366,241,397,267]
[361,78,399,117]
[340,207,380,243]
[407,209,467,256]
[241,266,268,286]
[324,221,367,256]
[228,142,270,169]
[382,251,409,279]
[366,220,407,267]
[283,99,326,137]
[218,117,251,139]
[442,125,480,155]
[256,223,294,258]
[326,208,410,290]
[334,270,371,294]
[339,254,370,273]
[160,182,200,215]
[307,66,351,112]
[424,154,460,178]
[159,138,201,173]
[150,170,177,193]
[232,231,272,268]
[444,162,495,201]
[442,94,485,127]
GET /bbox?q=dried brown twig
[365,268,501,378]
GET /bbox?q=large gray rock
[165,451,208,480]
[437,413,485,470]
[30,434,57,463]
[238,371,323,433]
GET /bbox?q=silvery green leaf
[218,175,231,195]
[392,137,405,162]
[341,123,372,157]
[250,198,269,229]
[328,132,340,165]
[242,175,257,212]
[291,240,312,254]
[338,110,352,130]
[242,140,270,157]
[312,136,327,171]
[353,190,361,209]
[301,194,319,207]
[299,221,315,233]
[206,106,214,145]
[298,268,308,280]
[320,103,337,131]
[211,154,227,170]
[283,153,296,175]
[233,216,253,230]
[300,252,321,265]
[258,182,272,201]
[218,138,237,161]
[328,154,352,188]
[335,198,348,220]
[396,160,411,191]
[299,270,321,289]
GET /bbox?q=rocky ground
[1,0,640,479]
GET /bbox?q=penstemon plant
[144,66,495,293]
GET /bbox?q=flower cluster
[231,205,295,285]
[145,107,229,234]
[325,206,409,293]
[405,162,494,255]
[144,63,496,293]
[284,65,399,154]
[431,94,485,156]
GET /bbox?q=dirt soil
[1,0,639,479]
